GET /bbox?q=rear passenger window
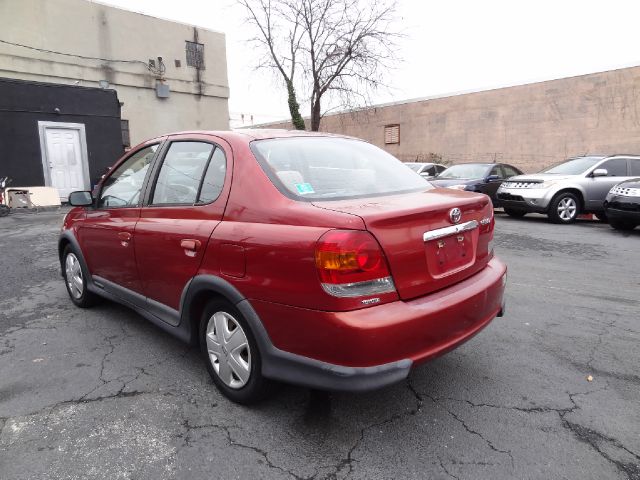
[152,142,213,205]
[198,147,226,203]
[599,159,628,176]
[629,159,640,176]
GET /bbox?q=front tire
[548,192,580,224]
[0,204,9,217]
[62,245,99,308]
[199,299,274,404]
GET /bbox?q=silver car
[496,155,640,223]
[404,162,447,179]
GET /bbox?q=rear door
[78,142,160,294]
[134,135,232,322]
[585,158,629,209]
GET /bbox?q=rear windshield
[406,163,423,172]
[542,157,603,174]
[437,164,491,179]
[251,137,430,200]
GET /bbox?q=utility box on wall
[156,82,170,98]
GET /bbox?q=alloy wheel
[65,253,84,299]
[205,311,252,389]
[557,197,577,221]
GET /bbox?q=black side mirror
[486,175,501,182]
[68,191,93,207]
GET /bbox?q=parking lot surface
[0,209,638,479]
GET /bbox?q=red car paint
[62,130,506,386]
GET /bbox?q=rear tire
[548,192,580,224]
[0,204,9,217]
[62,245,99,308]
[609,219,637,231]
[199,299,275,404]
[504,207,526,218]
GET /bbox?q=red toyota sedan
[60,130,506,404]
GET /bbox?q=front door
[39,123,88,199]
[77,142,160,295]
[134,136,232,319]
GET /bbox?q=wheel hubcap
[205,312,251,389]
[557,198,577,221]
[65,253,83,299]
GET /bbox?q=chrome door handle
[118,232,132,241]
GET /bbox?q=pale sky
[101,0,640,127]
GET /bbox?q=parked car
[60,131,506,404]
[430,163,523,207]
[604,178,640,231]
[497,155,640,223]
[404,162,447,179]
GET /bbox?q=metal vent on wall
[384,124,400,144]
[186,41,205,69]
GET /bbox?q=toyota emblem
[449,208,462,224]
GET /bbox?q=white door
[43,127,86,199]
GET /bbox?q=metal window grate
[185,41,205,69]
[121,119,130,148]
[384,124,400,144]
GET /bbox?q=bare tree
[239,0,401,131]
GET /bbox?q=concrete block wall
[263,66,640,173]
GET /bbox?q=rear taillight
[315,230,396,297]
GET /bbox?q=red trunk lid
[314,189,494,300]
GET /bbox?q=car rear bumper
[243,257,507,391]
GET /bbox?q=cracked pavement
[0,209,638,479]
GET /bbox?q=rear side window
[198,147,227,203]
[599,159,628,176]
[629,159,640,176]
[151,142,216,205]
[251,137,430,201]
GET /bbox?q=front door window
[99,145,158,208]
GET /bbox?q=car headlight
[446,184,468,190]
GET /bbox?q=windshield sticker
[295,183,315,195]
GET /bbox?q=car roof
[147,129,355,143]
[444,163,494,167]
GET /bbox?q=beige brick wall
[263,66,640,173]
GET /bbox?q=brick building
[262,65,640,173]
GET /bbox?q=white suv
[496,155,640,223]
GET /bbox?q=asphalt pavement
[0,209,638,479]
